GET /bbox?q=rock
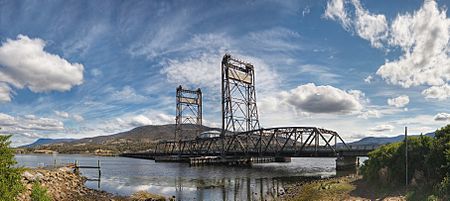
[22,171,35,181]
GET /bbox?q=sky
[1,0,450,146]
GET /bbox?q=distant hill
[345,132,435,146]
[22,124,218,154]
[20,138,76,148]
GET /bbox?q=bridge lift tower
[221,54,260,135]
[175,85,202,141]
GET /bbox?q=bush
[30,181,51,201]
[361,124,450,199]
[0,134,24,200]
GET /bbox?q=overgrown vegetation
[361,124,450,200]
[286,177,355,201]
[30,181,51,201]
[0,134,24,200]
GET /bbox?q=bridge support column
[336,156,358,171]
[274,157,291,163]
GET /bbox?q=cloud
[281,83,364,114]
[0,113,65,138]
[161,52,279,94]
[324,0,388,48]
[162,53,220,89]
[0,82,12,102]
[324,0,351,30]
[54,110,84,122]
[351,0,388,48]
[54,111,69,118]
[326,0,450,100]
[434,113,450,121]
[377,0,450,88]
[0,113,16,126]
[369,124,394,132]
[246,27,301,52]
[358,109,381,119]
[387,95,409,108]
[97,112,174,134]
[0,35,84,102]
[298,64,341,83]
[128,115,153,127]
[90,68,102,77]
[110,86,148,104]
[422,84,450,100]
[364,75,373,83]
[72,114,84,122]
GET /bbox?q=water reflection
[16,154,339,201]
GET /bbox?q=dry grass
[130,191,166,201]
[286,177,355,201]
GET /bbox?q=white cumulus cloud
[0,35,84,101]
[351,0,388,48]
[325,0,450,100]
[387,95,409,108]
[422,84,450,100]
[281,83,364,114]
[324,0,351,30]
[377,1,450,88]
[434,112,450,121]
[324,0,388,48]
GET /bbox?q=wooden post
[405,126,408,186]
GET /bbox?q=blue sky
[1,0,450,146]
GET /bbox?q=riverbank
[17,166,168,201]
[282,174,406,201]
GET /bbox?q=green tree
[0,134,24,200]
[361,124,450,199]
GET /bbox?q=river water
[15,154,347,201]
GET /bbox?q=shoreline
[17,166,169,201]
[281,174,406,201]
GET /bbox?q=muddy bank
[281,174,406,201]
[17,166,168,201]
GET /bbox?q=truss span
[155,126,352,157]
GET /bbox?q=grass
[130,191,167,201]
[286,177,355,201]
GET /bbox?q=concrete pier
[189,156,287,166]
[336,156,359,171]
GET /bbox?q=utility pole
[405,126,408,186]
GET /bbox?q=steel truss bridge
[154,127,375,158]
[136,54,377,162]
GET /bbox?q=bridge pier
[274,157,291,163]
[336,156,359,171]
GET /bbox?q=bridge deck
[125,127,378,160]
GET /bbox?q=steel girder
[155,126,350,157]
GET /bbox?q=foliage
[30,181,51,201]
[361,124,450,200]
[0,134,24,201]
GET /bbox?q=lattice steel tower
[221,54,260,135]
[175,85,202,140]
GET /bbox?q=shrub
[30,181,51,201]
[361,124,450,199]
[0,134,24,200]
